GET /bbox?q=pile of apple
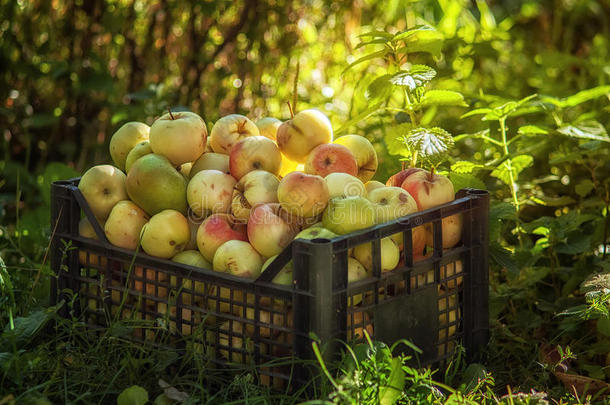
[77,107,462,343]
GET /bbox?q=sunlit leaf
[398,28,444,58]
[542,85,610,108]
[490,155,533,185]
[384,123,412,156]
[391,25,430,41]
[404,127,454,158]
[419,90,467,108]
[366,74,393,100]
[389,65,437,91]
[117,386,149,405]
[557,120,609,142]
[518,125,549,135]
[358,30,394,39]
[343,49,388,74]
[449,172,486,191]
[451,161,483,174]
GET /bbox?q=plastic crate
[50,178,489,388]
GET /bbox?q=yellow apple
[104,200,149,250]
[209,114,259,155]
[141,209,190,259]
[276,109,333,163]
[109,122,150,171]
[149,111,207,165]
[78,165,128,220]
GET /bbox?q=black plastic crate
[50,178,489,388]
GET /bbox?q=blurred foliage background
[1,0,610,400]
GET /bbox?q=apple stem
[167,106,175,120]
[429,166,435,180]
[401,161,406,171]
[287,101,294,119]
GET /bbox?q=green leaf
[1,307,58,351]
[518,125,549,135]
[384,123,412,156]
[557,120,609,142]
[335,102,384,135]
[490,155,533,185]
[490,243,518,274]
[399,29,444,58]
[39,162,80,206]
[389,65,437,91]
[451,161,483,174]
[391,25,430,41]
[597,317,610,337]
[404,127,454,158]
[117,385,149,405]
[459,363,487,393]
[460,108,494,119]
[490,202,517,222]
[542,85,610,108]
[379,357,406,405]
[419,90,467,108]
[366,74,394,100]
[575,180,595,197]
[343,49,388,74]
[449,173,486,191]
[358,30,394,39]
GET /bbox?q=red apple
[247,203,299,258]
[196,213,247,262]
[399,169,455,210]
[304,143,358,178]
[385,168,424,188]
[277,172,330,218]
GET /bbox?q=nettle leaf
[490,155,533,185]
[399,28,444,58]
[449,172,486,191]
[518,125,549,135]
[451,161,484,174]
[419,90,467,108]
[389,65,437,91]
[343,49,388,74]
[542,85,610,108]
[404,127,454,158]
[384,123,412,156]
[557,120,609,142]
[366,74,394,100]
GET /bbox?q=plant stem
[499,117,523,246]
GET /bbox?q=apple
[149,111,207,165]
[209,114,259,155]
[247,203,299,258]
[348,257,371,306]
[400,169,455,211]
[231,170,279,222]
[179,162,192,178]
[256,117,282,141]
[229,136,282,179]
[124,141,152,173]
[277,172,329,218]
[294,226,337,240]
[104,200,149,249]
[196,213,247,262]
[276,109,333,163]
[213,240,263,279]
[126,154,188,215]
[304,143,358,177]
[352,237,399,273]
[322,195,376,235]
[141,209,190,259]
[368,186,417,223]
[261,255,293,285]
[426,214,463,250]
[438,289,459,339]
[364,180,385,195]
[347,311,374,340]
[392,225,427,257]
[79,165,128,220]
[171,250,210,305]
[109,122,150,171]
[242,300,290,338]
[385,168,423,188]
[190,152,230,177]
[187,169,236,216]
[333,135,378,182]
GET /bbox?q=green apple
[109,122,150,171]
[325,172,366,199]
[348,257,371,306]
[149,111,207,165]
[368,186,417,223]
[104,200,149,250]
[256,117,282,141]
[126,154,188,215]
[261,255,293,285]
[141,209,190,258]
[172,249,211,269]
[78,165,128,220]
[352,237,399,273]
[190,152,230,177]
[276,109,333,163]
[171,250,210,306]
[364,180,385,195]
[294,226,337,240]
[322,195,376,235]
[124,141,152,173]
